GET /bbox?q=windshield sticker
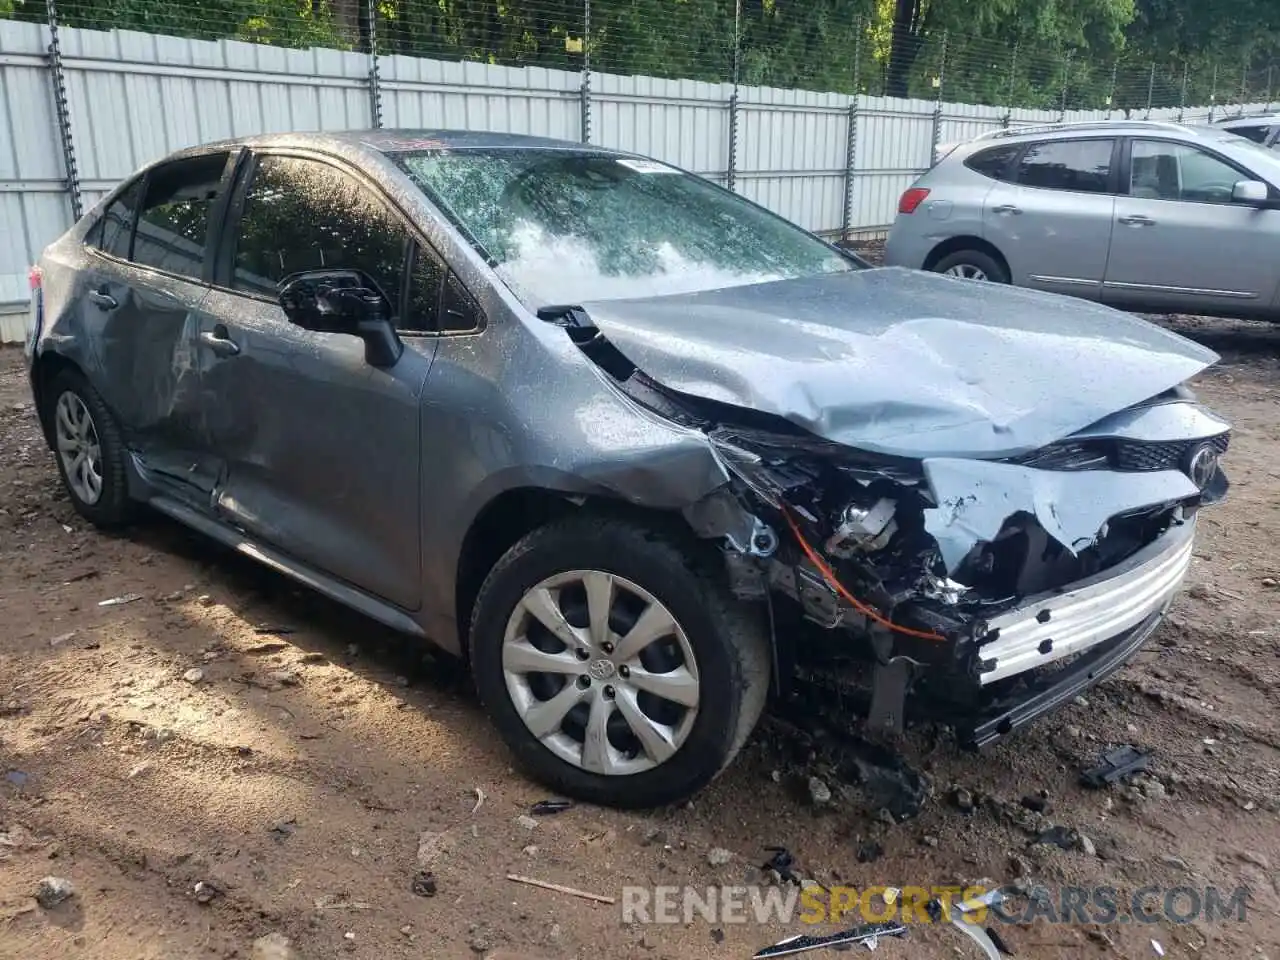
[615,157,680,174]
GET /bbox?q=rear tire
[932,248,1010,283]
[44,368,136,528]
[469,516,771,809]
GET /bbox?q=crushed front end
[683,394,1229,746]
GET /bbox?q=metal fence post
[1178,62,1188,121]
[726,0,741,192]
[840,19,862,242]
[1145,62,1155,118]
[1267,66,1274,110]
[929,31,946,166]
[579,0,592,143]
[1208,63,1218,122]
[1106,61,1117,116]
[366,0,383,128]
[45,0,81,221]
[1059,51,1071,120]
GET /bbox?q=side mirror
[1231,179,1269,205]
[278,270,403,368]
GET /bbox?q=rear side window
[91,179,143,259]
[132,152,231,281]
[1227,123,1272,144]
[964,145,1020,181]
[1015,139,1114,193]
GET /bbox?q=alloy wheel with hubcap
[54,390,104,505]
[943,263,988,280]
[470,517,771,808]
[502,569,699,777]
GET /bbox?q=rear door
[982,137,1119,298]
[79,151,235,498]
[197,152,438,610]
[1103,137,1280,313]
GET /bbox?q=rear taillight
[28,264,42,290]
[898,187,931,214]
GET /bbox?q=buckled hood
[580,267,1218,460]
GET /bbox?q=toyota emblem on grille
[1185,443,1219,489]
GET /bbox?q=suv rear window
[964,145,1020,181]
[1015,139,1114,193]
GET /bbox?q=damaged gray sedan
[24,130,1229,809]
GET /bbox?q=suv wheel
[45,368,135,527]
[470,516,770,809]
[932,249,1009,283]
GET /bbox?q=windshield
[391,149,855,305]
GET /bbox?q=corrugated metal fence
[0,18,1260,342]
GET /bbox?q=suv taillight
[898,187,931,214]
[28,264,42,290]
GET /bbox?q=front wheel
[932,249,1010,284]
[469,517,771,809]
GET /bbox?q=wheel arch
[922,235,1011,277]
[31,350,86,450]
[452,488,715,660]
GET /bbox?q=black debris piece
[856,841,884,864]
[530,799,574,816]
[753,921,908,958]
[1080,745,1151,789]
[760,846,801,886]
[987,926,1016,956]
[1032,825,1077,851]
[411,870,437,897]
[1019,794,1048,814]
[710,928,725,944]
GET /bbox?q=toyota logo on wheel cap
[1185,443,1219,489]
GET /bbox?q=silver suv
[884,120,1280,321]
[1215,111,1280,149]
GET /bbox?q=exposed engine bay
[543,299,1229,741]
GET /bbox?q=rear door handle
[1118,215,1156,226]
[87,289,117,310]
[991,204,1022,215]
[198,324,240,357]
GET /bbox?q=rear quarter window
[964,145,1021,181]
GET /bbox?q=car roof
[945,119,1264,157]
[179,128,624,159]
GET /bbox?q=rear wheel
[932,249,1010,284]
[470,516,771,808]
[45,368,135,528]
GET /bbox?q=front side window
[1129,140,1245,204]
[392,149,854,306]
[1015,139,1114,193]
[132,152,230,280]
[232,155,411,318]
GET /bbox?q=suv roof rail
[1215,110,1280,123]
[968,119,1195,143]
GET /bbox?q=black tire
[469,516,771,809]
[44,368,136,528]
[931,248,1010,284]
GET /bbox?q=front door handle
[1118,214,1156,226]
[991,204,1022,215]
[198,324,240,357]
[87,289,117,310]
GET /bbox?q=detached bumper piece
[976,519,1195,685]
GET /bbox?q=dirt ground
[1,313,1278,960]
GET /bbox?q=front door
[1103,137,1280,314]
[197,153,437,611]
[983,137,1118,298]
